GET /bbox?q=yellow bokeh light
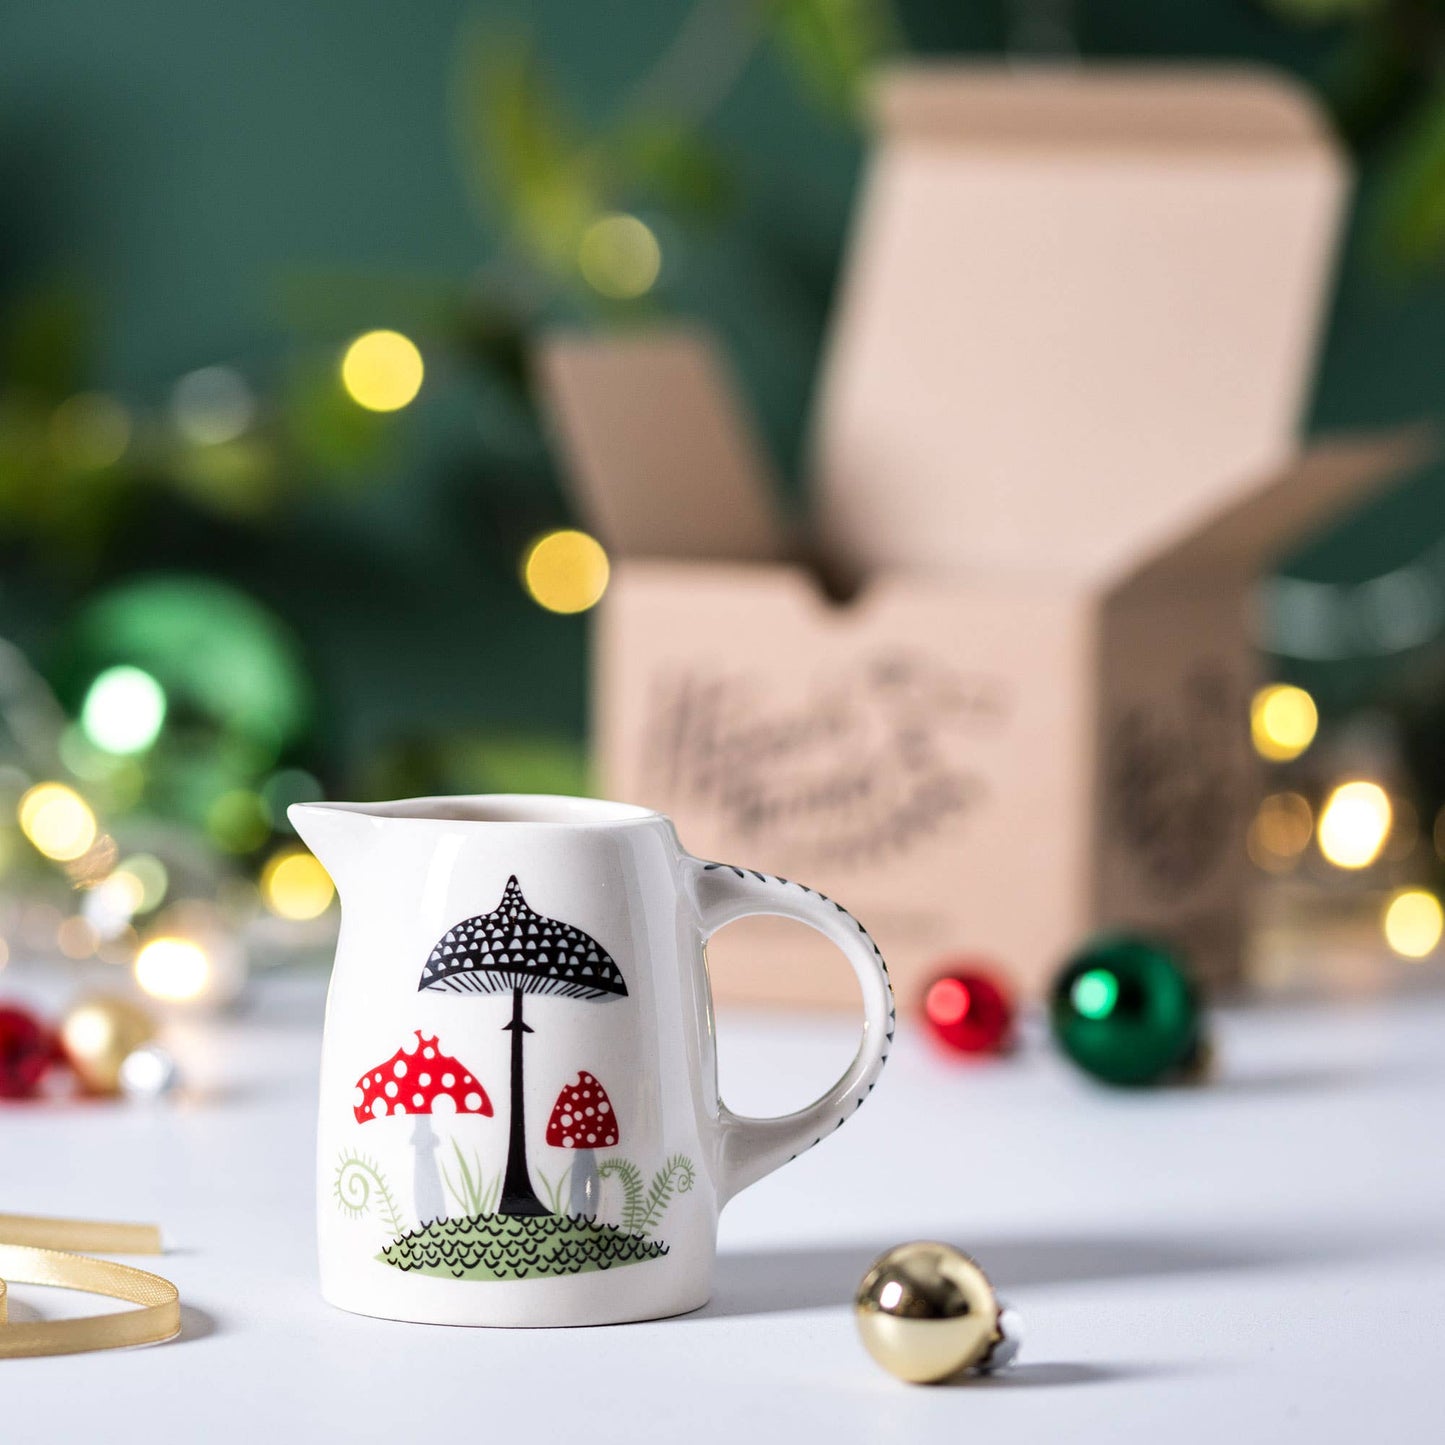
[523,529,610,615]
[261,849,335,921]
[1250,684,1318,763]
[577,214,662,300]
[340,329,424,412]
[1382,888,1443,960]
[1318,780,1392,870]
[134,936,212,1002]
[1246,791,1313,873]
[118,854,169,914]
[18,783,98,862]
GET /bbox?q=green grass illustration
[379,1213,668,1280]
[440,1140,501,1217]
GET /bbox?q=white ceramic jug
[292,793,894,1327]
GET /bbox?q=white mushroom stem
[568,1149,601,1219]
[411,1115,446,1226]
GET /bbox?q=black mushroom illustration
[418,876,628,1216]
[354,1031,493,1225]
[546,1072,620,1218]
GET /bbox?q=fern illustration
[334,1153,405,1234]
[598,1154,694,1237]
[640,1154,695,1235]
[440,1140,500,1217]
[598,1156,645,1232]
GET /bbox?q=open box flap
[813,62,1350,588]
[534,328,786,563]
[1109,428,1434,598]
[877,63,1336,153]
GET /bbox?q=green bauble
[1049,935,1201,1087]
[49,575,315,835]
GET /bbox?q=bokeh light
[523,529,610,614]
[262,768,323,825]
[50,393,131,469]
[117,854,168,914]
[1246,791,1313,873]
[18,783,98,862]
[577,214,662,299]
[1383,888,1444,960]
[1318,780,1392,870]
[82,868,147,937]
[80,665,167,755]
[341,330,424,412]
[924,977,969,1026]
[62,575,313,772]
[1250,684,1318,763]
[134,936,212,1002]
[171,365,255,446]
[1070,968,1119,1020]
[96,925,139,968]
[207,789,272,853]
[261,848,335,920]
[64,833,117,886]
[57,915,99,960]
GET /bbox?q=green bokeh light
[60,576,312,754]
[80,665,167,755]
[1070,968,1120,1020]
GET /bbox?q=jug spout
[288,803,370,894]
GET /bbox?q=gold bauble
[59,995,157,1095]
[854,1241,1002,1384]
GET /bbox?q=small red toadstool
[545,1071,618,1217]
[353,1032,493,1224]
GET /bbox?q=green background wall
[3,1,1441,784]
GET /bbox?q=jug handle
[688,860,895,1205]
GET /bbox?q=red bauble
[923,967,1014,1055]
[0,1003,60,1099]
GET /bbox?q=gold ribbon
[0,1214,181,1359]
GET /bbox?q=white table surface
[3,970,1444,1442]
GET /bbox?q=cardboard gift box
[535,65,1424,1009]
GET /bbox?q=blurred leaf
[280,361,390,477]
[0,397,51,522]
[765,0,898,117]
[1261,0,1387,20]
[455,286,533,397]
[0,390,130,570]
[1374,87,1445,272]
[1,283,92,401]
[1324,15,1423,143]
[166,436,282,520]
[454,27,603,269]
[612,117,736,222]
[273,268,470,339]
[362,730,591,800]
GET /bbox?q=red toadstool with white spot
[545,1071,618,1217]
[353,1031,493,1224]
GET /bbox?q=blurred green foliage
[0,0,1443,812]
[771,0,900,111]
[1268,0,1445,269]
